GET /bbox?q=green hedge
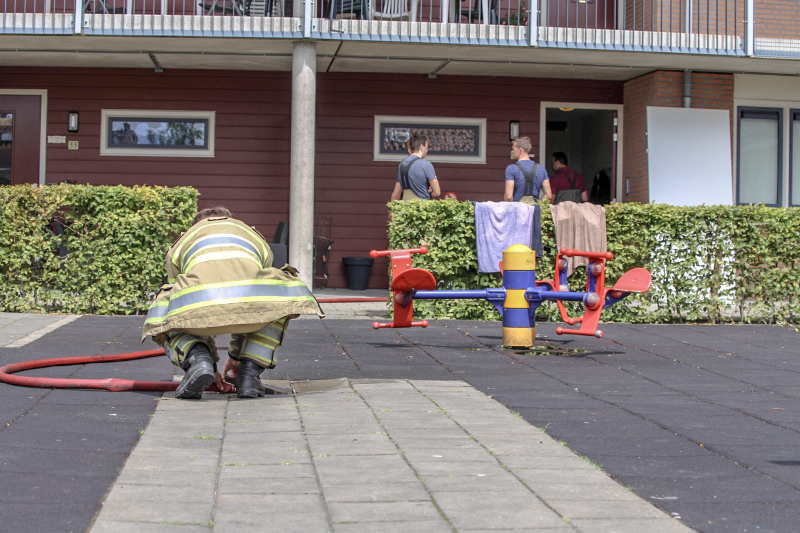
[0,184,198,314]
[388,200,800,324]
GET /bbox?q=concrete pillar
[289,41,317,289]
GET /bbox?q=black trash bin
[342,257,374,290]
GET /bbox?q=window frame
[100,109,215,158]
[790,109,800,207]
[373,115,487,164]
[736,106,783,207]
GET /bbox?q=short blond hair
[513,136,532,154]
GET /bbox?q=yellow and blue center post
[502,244,536,348]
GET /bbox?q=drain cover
[496,344,590,357]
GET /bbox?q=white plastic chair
[369,0,418,21]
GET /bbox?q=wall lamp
[68,111,79,133]
[509,120,520,141]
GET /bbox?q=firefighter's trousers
[159,316,290,369]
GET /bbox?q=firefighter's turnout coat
[142,216,323,342]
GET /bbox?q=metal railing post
[685,0,693,46]
[528,0,538,46]
[74,0,83,34]
[302,0,313,37]
[745,0,754,56]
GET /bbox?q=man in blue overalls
[503,136,551,204]
[390,133,441,202]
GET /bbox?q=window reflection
[0,113,12,186]
[108,118,208,149]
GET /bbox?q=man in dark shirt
[549,152,589,205]
[391,133,441,201]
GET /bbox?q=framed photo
[374,115,486,164]
[100,110,215,157]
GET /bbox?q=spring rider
[370,245,651,348]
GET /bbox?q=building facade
[1,0,798,288]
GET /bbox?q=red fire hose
[0,299,387,393]
[0,348,233,393]
[317,298,388,303]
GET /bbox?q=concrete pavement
[91,378,689,533]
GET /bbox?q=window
[737,107,782,206]
[373,116,486,164]
[791,110,800,206]
[100,110,215,157]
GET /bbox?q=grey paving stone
[217,474,321,495]
[567,517,692,533]
[547,498,671,519]
[315,455,419,484]
[332,521,453,533]
[459,522,575,533]
[432,491,567,530]
[521,480,646,502]
[322,482,431,503]
[121,454,220,473]
[212,510,329,533]
[304,422,385,434]
[216,492,326,513]
[99,499,213,524]
[105,483,215,504]
[388,428,472,440]
[220,448,313,465]
[412,461,508,477]
[91,521,212,533]
[305,433,400,455]
[328,501,441,523]
[114,469,218,487]
[218,463,318,479]
[401,448,496,463]
[422,474,527,493]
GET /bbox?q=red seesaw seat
[391,268,437,292]
[610,267,651,294]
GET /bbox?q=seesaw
[370,244,651,348]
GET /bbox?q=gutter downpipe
[683,70,692,108]
[745,0,754,56]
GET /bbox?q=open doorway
[540,104,621,204]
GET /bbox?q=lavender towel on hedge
[474,201,536,273]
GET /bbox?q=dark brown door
[547,0,616,29]
[0,95,42,185]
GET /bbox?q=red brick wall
[622,70,733,203]
[755,0,800,39]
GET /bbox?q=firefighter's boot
[176,344,215,400]
[236,359,267,399]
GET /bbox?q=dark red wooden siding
[0,67,622,288]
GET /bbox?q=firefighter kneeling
[142,207,324,399]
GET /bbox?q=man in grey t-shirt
[391,133,441,201]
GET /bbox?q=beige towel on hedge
[549,202,607,276]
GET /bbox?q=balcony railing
[0,0,760,55]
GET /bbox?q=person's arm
[541,179,553,202]
[390,182,403,201]
[504,180,515,202]
[428,178,441,198]
[577,173,589,203]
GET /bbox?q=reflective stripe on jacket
[142,216,323,340]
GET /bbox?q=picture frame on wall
[373,115,487,164]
